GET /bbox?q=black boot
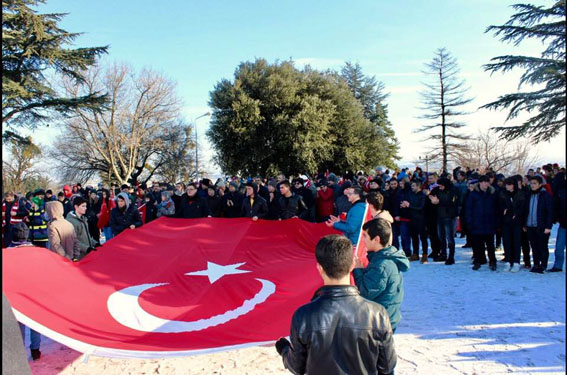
[489,261,497,271]
[445,257,455,265]
[434,254,447,262]
[472,263,481,270]
[31,349,41,361]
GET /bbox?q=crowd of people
[2,162,565,363]
[2,163,565,272]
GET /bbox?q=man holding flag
[325,187,367,245]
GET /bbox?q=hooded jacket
[157,191,176,218]
[353,245,410,332]
[110,192,143,236]
[45,201,79,259]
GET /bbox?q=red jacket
[316,188,335,218]
[97,199,116,229]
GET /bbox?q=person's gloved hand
[275,337,290,355]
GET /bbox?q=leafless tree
[2,136,51,194]
[454,129,540,175]
[50,62,190,185]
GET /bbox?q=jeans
[526,227,550,269]
[502,222,522,264]
[102,226,114,242]
[437,217,457,258]
[552,226,565,270]
[19,323,41,350]
[399,221,412,256]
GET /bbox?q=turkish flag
[2,218,339,358]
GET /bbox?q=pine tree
[2,0,108,140]
[416,48,473,173]
[481,1,566,142]
[340,62,399,168]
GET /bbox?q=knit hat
[229,181,239,189]
[11,222,29,243]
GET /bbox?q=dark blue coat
[524,188,554,230]
[465,185,499,235]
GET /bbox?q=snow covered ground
[23,225,565,374]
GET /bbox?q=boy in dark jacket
[179,184,211,219]
[466,175,500,271]
[524,175,554,273]
[499,177,526,272]
[354,218,410,332]
[407,180,428,263]
[429,177,459,264]
[241,182,268,220]
[109,193,143,236]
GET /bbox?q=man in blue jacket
[326,188,367,245]
[353,218,410,332]
[524,175,554,273]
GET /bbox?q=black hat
[11,222,29,242]
[33,189,46,196]
[479,175,490,183]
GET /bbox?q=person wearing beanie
[466,175,499,271]
[27,194,49,248]
[66,196,99,259]
[110,192,143,236]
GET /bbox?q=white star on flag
[185,261,251,284]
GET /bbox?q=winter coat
[333,200,367,245]
[395,187,411,221]
[465,185,499,235]
[179,194,210,219]
[27,204,49,243]
[156,196,176,218]
[454,181,468,213]
[221,191,244,218]
[499,190,526,226]
[430,186,458,219]
[407,190,426,221]
[316,188,335,219]
[524,188,554,230]
[240,195,268,219]
[266,191,281,220]
[278,194,308,220]
[66,211,97,256]
[109,205,143,236]
[45,201,79,259]
[353,245,410,332]
[172,191,184,217]
[207,195,222,217]
[97,199,115,229]
[383,188,400,215]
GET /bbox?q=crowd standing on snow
[2,163,565,273]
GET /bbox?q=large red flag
[2,218,339,358]
[354,203,373,268]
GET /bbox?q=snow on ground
[23,225,565,374]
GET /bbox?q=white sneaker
[510,263,521,273]
[502,263,511,272]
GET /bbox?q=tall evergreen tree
[2,0,108,141]
[481,1,566,142]
[340,62,399,168]
[417,48,473,173]
[207,59,389,176]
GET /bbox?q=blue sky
[27,0,565,175]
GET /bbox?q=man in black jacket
[109,193,143,237]
[278,180,308,220]
[524,175,554,273]
[429,177,459,264]
[179,183,211,219]
[241,182,268,220]
[276,234,397,375]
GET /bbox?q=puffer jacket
[499,189,526,226]
[353,245,410,332]
[333,200,367,245]
[45,201,79,259]
[110,193,143,236]
[281,285,397,375]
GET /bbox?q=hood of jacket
[116,192,131,210]
[45,201,64,220]
[368,245,410,272]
